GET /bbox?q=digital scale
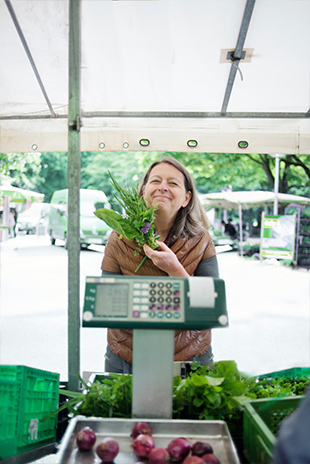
[82,275,228,419]
[83,275,227,329]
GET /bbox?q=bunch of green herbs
[95,172,160,272]
[41,361,309,430]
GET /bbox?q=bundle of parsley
[95,172,160,272]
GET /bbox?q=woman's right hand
[143,241,189,277]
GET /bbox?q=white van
[17,202,51,234]
[49,189,112,248]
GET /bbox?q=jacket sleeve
[194,255,219,277]
[101,231,122,274]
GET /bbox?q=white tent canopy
[200,190,310,257]
[1,0,310,154]
[200,191,310,211]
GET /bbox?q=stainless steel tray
[57,417,240,464]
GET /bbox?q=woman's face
[142,163,191,219]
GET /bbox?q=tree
[35,152,67,202]
[0,152,42,190]
[243,154,310,195]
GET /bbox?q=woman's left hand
[143,241,189,277]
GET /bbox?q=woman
[101,156,219,373]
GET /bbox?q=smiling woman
[100,156,219,374]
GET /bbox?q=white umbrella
[0,185,44,203]
[200,191,310,211]
[200,191,310,256]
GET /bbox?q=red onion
[183,457,205,464]
[191,442,213,457]
[201,454,221,464]
[148,447,170,464]
[76,426,96,451]
[131,421,153,438]
[167,437,191,462]
[132,433,155,458]
[96,437,119,462]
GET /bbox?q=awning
[0,0,309,153]
[200,191,310,211]
[0,185,44,203]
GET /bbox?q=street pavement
[0,234,309,383]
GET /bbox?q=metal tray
[57,417,240,464]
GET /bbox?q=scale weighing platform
[83,275,228,419]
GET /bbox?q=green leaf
[95,208,138,240]
[190,373,208,387]
[204,376,225,386]
[193,397,204,408]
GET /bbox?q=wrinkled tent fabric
[0,0,310,153]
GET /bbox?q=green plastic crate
[256,367,310,380]
[243,395,305,464]
[0,365,60,460]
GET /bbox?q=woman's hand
[143,241,189,277]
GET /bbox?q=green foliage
[172,361,257,424]
[2,152,310,206]
[35,152,67,202]
[95,172,160,271]
[42,361,309,432]
[77,374,132,418]
[0,152,42,190]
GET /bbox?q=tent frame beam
[221,0,256,115]
[1,111,309,121]
[4,0,56,118]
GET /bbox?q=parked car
[209,228,238,251]
[17,203,51,234]
[49,188,112,249]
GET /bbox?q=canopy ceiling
[0,0,310,154]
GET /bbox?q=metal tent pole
[238,203,244,257]
[68,0,81,392]
[272,154,285,215]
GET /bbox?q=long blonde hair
[139,156,210,246]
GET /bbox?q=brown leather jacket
[101,230,216,364]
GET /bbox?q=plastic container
[256,367,310,380]
[243,395,304,464]
[0,365,59,460]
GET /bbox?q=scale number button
[165,312,172,319]
[174,312,181,319]
[140,312,148,318]
[133,311,140,318]
[157,311,164,318]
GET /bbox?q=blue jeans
[104,344,214,374]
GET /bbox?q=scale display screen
[95,283,129,317]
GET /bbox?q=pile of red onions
[75,422,220,464]
[130,423,220,464]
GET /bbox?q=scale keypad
[132,280,183,321]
